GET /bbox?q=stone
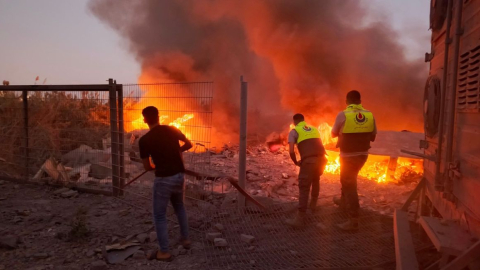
[86,250,95,257]
[136,233,148,243]
[90,162,112,179]
[149,232,157,242]
[214,238,228,247]
[206,232,222,242]
[0,236,18,249]
[53,187,70,195]
[132,250,145,260]
[214,223,224,231]
[61,190,78,198]
[240,234,255,244]
[282,173,290,179]
[90,260,107,270]
[33,253,49,259]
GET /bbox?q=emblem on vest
[354,112,368,125]
[302,125,312,131]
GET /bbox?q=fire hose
[122,169,266,210]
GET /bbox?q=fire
[289,122,423,183]
[129,113,195,138]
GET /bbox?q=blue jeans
[152,173,189,252]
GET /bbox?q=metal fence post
[238,76,248,209]
[109,79,120,196]
[22,90,29,180]
[116,81,125,196]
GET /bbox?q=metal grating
[202,203,427,269]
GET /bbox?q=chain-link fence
[0,81,214,198]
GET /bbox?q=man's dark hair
[142,106,159,125]
[293,113,305,122]
[346,90,361,104]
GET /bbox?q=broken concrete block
[136,233,148,243]
[53,187,70,195]
[132,250,145,260]
[240,234,255,244]
[214,238,228,247]
[214,223,224,232]
[206,232,222,242]
[90,162,112,179]
[149,232,157,242]
[61,190,78,198]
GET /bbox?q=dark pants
[339,155,368,218]
[152,173,189,252]
[298,157,320,213]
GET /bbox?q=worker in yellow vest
[331,90,377,231]
[285,114,327,228]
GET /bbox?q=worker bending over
[331,90,377,231]
[286,114,327,228]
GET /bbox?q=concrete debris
[53,187,70,195]
[132,250,145,260]
[214,223,224,232]
[241,234,255,244]
[90,162,112,179]
[214,238,228,247]
[61,190,78,198]
[90,260,107,270]
[0,236,19,249]
[206,232,222,242]
[149,232,157,242]
[136,233,148,243]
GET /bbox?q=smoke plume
[89,0,426,144]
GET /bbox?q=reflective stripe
[294,121,320,144]
[342,105,374,134]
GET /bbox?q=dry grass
[0,91,111,176]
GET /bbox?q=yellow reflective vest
[342,104,374,134]
[294,121,320,144]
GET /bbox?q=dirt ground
[0,148,427,270]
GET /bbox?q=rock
[132,250,145,260]
[149,232,157,242]
[90,162,112,179]
[0,235,18,249]
[33,253,49,259]
[61,190,78,198]
[86,250,95,257]
[136,233,148,243]
[53,187,70,195]
[240,234,255,244]
[281,173,290,179]
[90,260,107,270]
[206,232,222,242]
[214,238,228,247]
[214,223,224,232]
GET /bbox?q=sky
[0,0,430,85]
